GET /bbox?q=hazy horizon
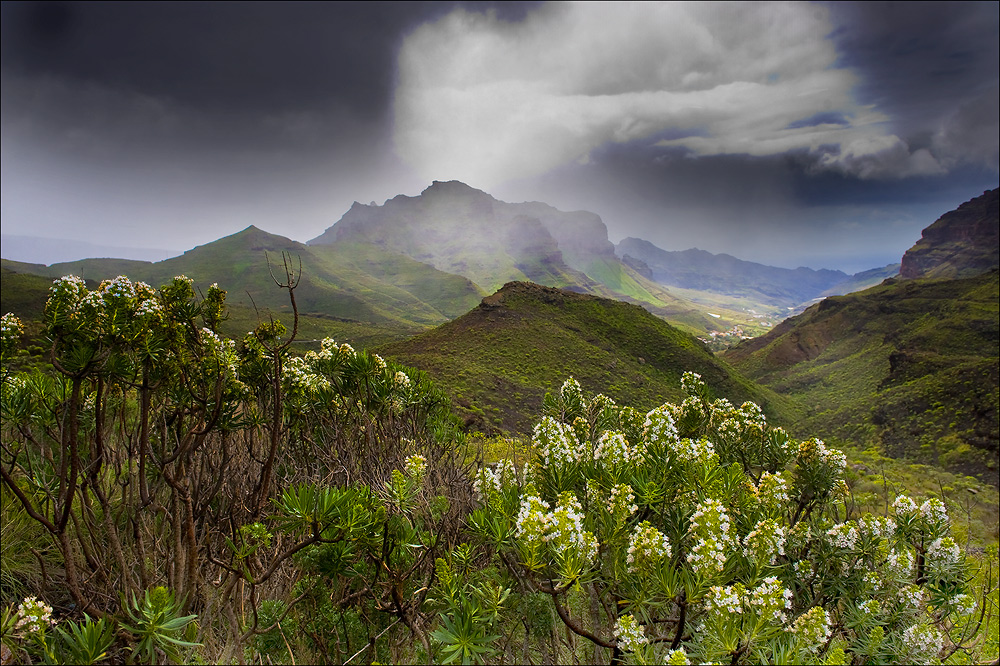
[2,1,997,274]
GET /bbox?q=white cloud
[393,1,942,186]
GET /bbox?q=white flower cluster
[514,491,598,564]
[613,614,648,653]
[372,354,387,373]
[891,494,918,517]
[1,312,25,339]
[797,438,847,472]
[897,584,925,613]
[560,377,583,403]
[902,624,943,663]
[738,401,767,429]
[705,584,742,614]
[857,598,880,618]
[788,607,831,652]
[680,371,704,396]
[926,536,961,565]
[746,577,793,624]
[200,327,240,385]
[1,313,24,357]
[549,492,599,563]
[920,498,949,526]
[794,560,814,581]
[307,338,356,365]
[49,275,88,303]
[627,520,672,573]
[532,416,582,469]
[643,404,678,446]
[515,492,551,547]
[671,437,717,465]
[885,547,914,579]
[15,596,54,634]
[473,460,516,500]
[826,522,859,550]
[767,426,798,457]
[393,370,411,392]
[687,498,733,576]
[285,356,331,395]
[665,648,690,665]
[607,483,638,520]
[743,519,786,565]
[135,297,163,319]
[857,514,896,542]
[99,274,137,300]
[404,454,427,480]
[947,593,976,617]
[593,430,642,467]
[756,471,790,509]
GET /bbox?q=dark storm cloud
[3,1,431,116]
[826,2,999,136]
[0,1,540,250]
[1,1,996,272]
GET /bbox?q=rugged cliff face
[899,188,999,279]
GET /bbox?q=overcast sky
[2,1,997,273]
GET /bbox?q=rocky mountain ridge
[899,188,999,279]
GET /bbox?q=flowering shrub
[465,373,984,665]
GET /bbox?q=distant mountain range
[615,238,897,308]
[1,179,903,339]
[726,188,999,483]
[0,234,180,265]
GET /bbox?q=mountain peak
[422,180,489,196]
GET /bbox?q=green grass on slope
[381,282,794,435]
[9,227,487,330]
[725,271,1000,485]
[1,267,57,321]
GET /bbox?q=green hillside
[3,227,484,330]
[381,281,794,434]
[1,265,60,321]
[724,271,1000,484]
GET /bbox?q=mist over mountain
[309,180,616,292]
[308,180,721,333]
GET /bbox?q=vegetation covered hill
[381,281,793,434]
[3,226,485,328]
[725,271,999,483]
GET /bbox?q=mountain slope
[724,187,1000,484]
[900,188,999,279]
[5,226,485,329]
[381,281,794,434]
[309,180,723,335]
[725,271,999,483]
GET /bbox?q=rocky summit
[899,188,999,279]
